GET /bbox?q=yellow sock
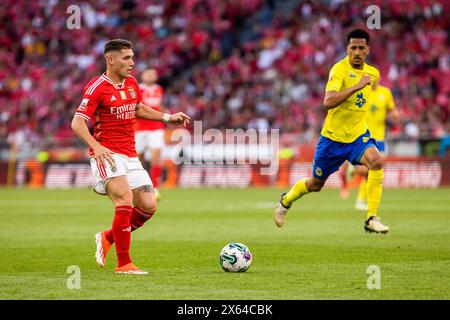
[282,178,309,207]
[357,178,367,202]
[366,169,383,219]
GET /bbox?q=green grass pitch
[0,187,449,299]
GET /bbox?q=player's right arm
[71,79,115,167]
[71,117,115,167]
[323,65,372,110]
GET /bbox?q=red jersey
[135,83,165,131]
[75,73,142,157]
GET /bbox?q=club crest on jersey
[119,90,127,100]
[355,92,366,108]
[127,87,136,99]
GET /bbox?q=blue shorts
[377,140,385,153]
[312,130,378,180]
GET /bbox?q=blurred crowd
[0,0,449,151]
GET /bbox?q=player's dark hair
[346,29,370,45]
[103,39,133,55]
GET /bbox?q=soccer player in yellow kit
[352,79,399,210]
[274,29,389,233]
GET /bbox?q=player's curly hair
[103,39,133,55]
[347,29,370,45]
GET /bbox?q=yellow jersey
[366,85,395,141]
[322,56,380,143]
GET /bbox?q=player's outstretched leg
[274,178,309,227]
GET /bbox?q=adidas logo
[110,95,117,101]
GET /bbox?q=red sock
[104,207,154,243]
[112,205,132,267]
[130,207,154,231]
[150,166,161,189]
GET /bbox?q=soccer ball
[219,243,252,272]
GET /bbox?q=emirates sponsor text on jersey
[111,102,137,119]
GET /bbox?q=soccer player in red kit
[71,39,190,274]
[135,69,165,201]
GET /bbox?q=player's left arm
[135,102,190,126]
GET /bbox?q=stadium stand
[0,0,448,153]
